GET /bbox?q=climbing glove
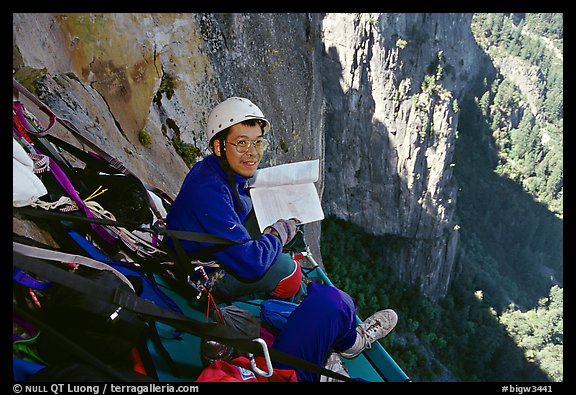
[264,218,300,246]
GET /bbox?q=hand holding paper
[263,218,300,245]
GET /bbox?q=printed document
[248,159,325,232]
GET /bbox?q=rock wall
[320,13,489,298]
[13,13,490,300]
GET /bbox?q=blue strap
[13,267,52,290]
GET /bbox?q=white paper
[250,159,320,188]
[248,159,325,232]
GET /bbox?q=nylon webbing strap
[13,268,51,290]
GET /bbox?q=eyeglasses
[226,138,269,154]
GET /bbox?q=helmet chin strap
[216,137,244,214]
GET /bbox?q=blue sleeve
[167,171,283,280]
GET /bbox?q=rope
[84,200,165,258]
[30,196,78,212]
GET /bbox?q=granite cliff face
[320,13,489,298]
[13,13,489,300]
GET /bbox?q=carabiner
[248,338,273,378]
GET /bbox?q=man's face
[216,122,264,178]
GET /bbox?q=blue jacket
[166,154,282,280]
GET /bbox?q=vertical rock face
[319,13,487,298]
[13,13,489,300]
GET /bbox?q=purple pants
[271,282,358,382]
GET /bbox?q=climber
[165,97,305,303]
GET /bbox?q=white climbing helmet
[206,97,271,142]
